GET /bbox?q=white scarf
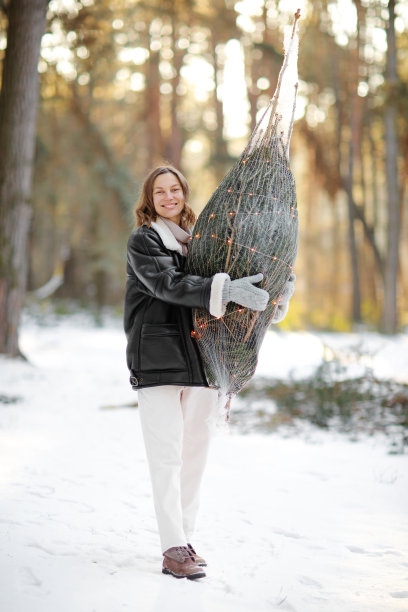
[159,217,191,256]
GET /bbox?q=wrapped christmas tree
[185,11,300,413]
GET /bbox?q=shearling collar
[151,217,185,255]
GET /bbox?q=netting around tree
[185,13,300,409]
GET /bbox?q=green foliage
[0,394,21,405]
[234,347,408,453]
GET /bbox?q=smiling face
[152,172,185,226]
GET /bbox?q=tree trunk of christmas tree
[0,0,49,356]
[382,0,400,334]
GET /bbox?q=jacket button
[130,376,138,387]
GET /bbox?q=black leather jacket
[124,220,218,389]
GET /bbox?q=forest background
[0,0,407,346]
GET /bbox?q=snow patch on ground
[256,329,408,383]
[0,317,407,611]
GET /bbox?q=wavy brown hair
[134,165,196,230]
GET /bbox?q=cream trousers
[137,385,219,553]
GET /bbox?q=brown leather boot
[187,543,207,567]
[162,546,206,580]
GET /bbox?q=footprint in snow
[298,575,322,588]
[20,566,42,588]
[273,528,303,540]
[26,541,76,557]
[54,497,95,513]
[347,545,383,557]
[347,545,367,554]
[28,486,55,498]
[390,591,408,598]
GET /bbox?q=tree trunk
[209,28,231,185]
[145,49,163,169]
[346,145,362,324]
[333,40,361,324]
[164,16,183,169]
[382,0,400,333]
[0,0,49,356]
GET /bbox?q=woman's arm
[127,227,229,317]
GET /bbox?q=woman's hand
[222,273,269,311]
[271,273,296,323]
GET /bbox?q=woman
[124,165,272,580]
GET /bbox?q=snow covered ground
[1,315,408,612]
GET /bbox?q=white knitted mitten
[271,273,296,324]
[222,273,269,312]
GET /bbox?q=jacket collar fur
[151,217,184,255]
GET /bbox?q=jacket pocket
[140,323,186,372]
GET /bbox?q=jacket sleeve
[127,228,229,317]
